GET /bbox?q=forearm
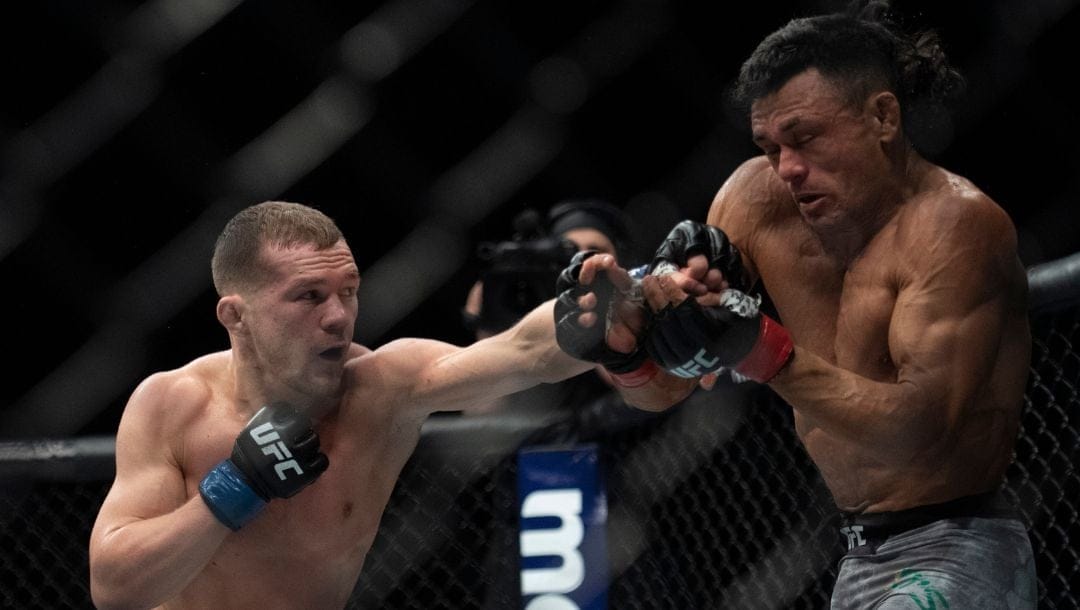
[768,346,939,460]
[513,303,598,384]
[420,302,594,411]
[91,496,229,609]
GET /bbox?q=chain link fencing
[2,256,1078,609]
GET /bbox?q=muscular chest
[180,400,422,561]
[756,228,899,379]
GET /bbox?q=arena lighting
[0,0,242,261]
[3,0,676,436]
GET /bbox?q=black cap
[546,199,628,248]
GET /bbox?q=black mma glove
[554,251,657,387]
[649,219,750,291]
[646,288,793,383]
[199,402,329,530]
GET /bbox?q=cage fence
[1,255,1079,609]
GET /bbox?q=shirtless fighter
[88,201,670,609]
[555,4,1037,608]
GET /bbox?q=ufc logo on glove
[670,350,721,378]
[249,423,305,480]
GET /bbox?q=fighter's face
[244,239,360,401]
[750,69,894,236]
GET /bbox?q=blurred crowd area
[1,0,1079,439]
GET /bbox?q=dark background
[2,0,1078,439]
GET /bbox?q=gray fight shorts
[830,491,1037,609]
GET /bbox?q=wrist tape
[199,459,267,531]
[733,314,794,383]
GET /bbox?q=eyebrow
[752,116,802,146]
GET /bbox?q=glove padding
[646,289,793,383]
[200,402,329,530]
[230,402,329,499]
[554,251,648,374]
[649,220,749,292]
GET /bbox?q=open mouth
[796,193,824,206]
[318,346,345,361]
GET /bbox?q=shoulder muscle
[707,156,791,283]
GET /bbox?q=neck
[817,144,927,267]
[228,348,339,423]
[812,198,898,266]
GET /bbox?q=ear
[870,91,901,143]
[216,295,244,333]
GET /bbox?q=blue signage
[517,444,608,610]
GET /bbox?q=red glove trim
[734,314,794,383]
[609,360,659,388]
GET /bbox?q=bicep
[889,232,1015,422]
[92,381,189,543]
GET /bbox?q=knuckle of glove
[651,219,727,274]
[556,250,597,293]
[705,228,749,292]
[555,265,579,294]
[648,220,696,272]
[554,268,617,362]
[554,290,601,358]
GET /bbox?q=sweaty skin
[639,69,1030,513]
[89,240,594,609]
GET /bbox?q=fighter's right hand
[199,402,329,530]
[554,251,657,387]
[649,219,749,292]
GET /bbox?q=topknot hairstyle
[730,0,965,155]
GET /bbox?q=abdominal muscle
[794,395,1018,514]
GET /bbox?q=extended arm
[368,300,595,415]
[375,263,700,415]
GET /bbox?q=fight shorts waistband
[838,489,1019,552]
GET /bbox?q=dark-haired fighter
[556,4,1037,608]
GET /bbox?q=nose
[321,295,352,336]
[776,146,808,186]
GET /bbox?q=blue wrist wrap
[199,460,267,531]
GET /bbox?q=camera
[473,212,578,334]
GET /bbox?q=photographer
[463,199,629,339]
[460,199,633,414]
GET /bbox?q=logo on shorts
[840,525,866,550]
[249,423,305,481]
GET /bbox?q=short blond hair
[211,201,344,295]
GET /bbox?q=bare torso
[711,157,1030,512]
[159,351,428,609]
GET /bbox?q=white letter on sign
[520,489,585,596]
